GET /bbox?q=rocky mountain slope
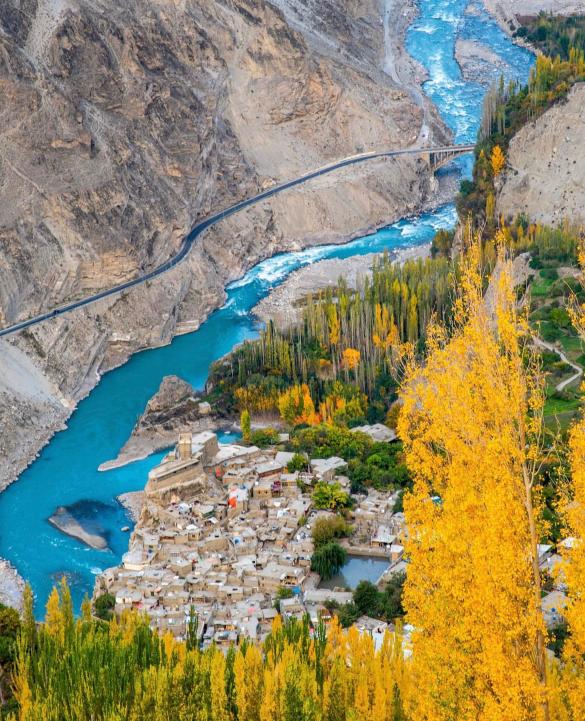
[497,83,585,226]
[0,0,448,489]
[483,0,585,33]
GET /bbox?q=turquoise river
[0,0,534,613]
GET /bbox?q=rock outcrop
[455,39,511,87]
[48,503,110,551]
[0,558,25,610]
[98,375,218,469]
[0,0,449,490]
[497,83,585,226]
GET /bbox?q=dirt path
[533,336,583,393]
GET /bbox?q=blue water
[0,1,534,615]
[319,556,391,591]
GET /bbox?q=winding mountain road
[533,336,583,393]
[0,144,474,339]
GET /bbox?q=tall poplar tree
[398,242,550,721]
[559,250,585,717]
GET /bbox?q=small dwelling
[310,457,347,482]
[371,525,395,548]
[542,590,569,628]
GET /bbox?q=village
[95,427,410,648]
[95,423,573,651]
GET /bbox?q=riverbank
[0,0,536,613]
[0,559,25,611]
[97,375,226,472]
[117,492,146,524]
[0,0,448,501]
[254,243,431,331]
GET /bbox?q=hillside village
[96,424,571,649]
[95,428,408,647]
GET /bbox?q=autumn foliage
[399,241,552,720]
[10,594,410,721]
[490,144,506,176]
[278,383,319,426]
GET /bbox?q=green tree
[312,515,352,548]
[312,482,351,511]
[241,409,251,443]
[187,606,199,651]
[353,581,381,617]
[93,592,115,621]
[0,603,20,710]
[382,571,406,620]
[311,542,347,580]
[287,453,308,473]
[336,602,360,628]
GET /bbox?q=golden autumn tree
[373,303,399,352]
[240,409,251,443]
[44,587,63,642]
[342,347,360,372]
[557,245,585,717]
[490,144,506,177]
[486,191,496,223]
[558,421,585,718]
[398,240,551,721]
[234,645,263,721]
[278,384,319,426]
[210,650,230,721]
[328,304,340,346]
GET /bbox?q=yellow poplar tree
[328,305,340,346]
[44,587,63,642]
[342,347,361,372]
[373,303,399,352]
[278,384,319,426]
[260,665,279,721]
[234,645,263,721]
[559,246,585,717]
[486,191,496,222]
[491,144,506,176]
[210,650,230,721]
[559,421,585,718]
[398,240,550,721]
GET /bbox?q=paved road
[0,144,474,339]
[533,336,583,393]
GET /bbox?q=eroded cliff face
[0,0,448,488]
[497,83,585,227]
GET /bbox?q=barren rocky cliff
[497,83,585,226]
[0,0,448,488]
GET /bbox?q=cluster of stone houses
[96,429,406,647]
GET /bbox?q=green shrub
[353,581,381,616]
[94,593,115,621]
[550,307,571,329]
[335,602,361,628]
[312,516,352,549]
[312,482,351,511]
[540,268,559,281]
[287,453,308,472]
[249,427,280,448]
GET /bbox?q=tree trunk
[523,462,550,721]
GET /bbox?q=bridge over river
[0,143,474,339]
